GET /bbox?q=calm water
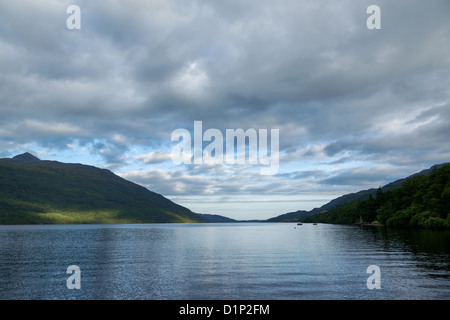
[0,223,448,300]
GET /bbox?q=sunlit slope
[0,153,206,224]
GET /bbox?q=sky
[1,0,449,220]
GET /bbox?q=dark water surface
[0,223,448,300]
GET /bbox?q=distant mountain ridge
[267,162,450,222]
[12,152,40,162]
[0,153,234,224]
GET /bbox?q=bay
[0,223,448,300]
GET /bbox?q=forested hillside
[304,164,450,229]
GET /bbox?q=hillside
[268,163,450,224]
[303,164,450,229]
[266,210,310,223]
[0,153,221,224]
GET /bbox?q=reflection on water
[0,223,448,300]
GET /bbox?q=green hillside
[303,164,450,229]
[0,153,207,224]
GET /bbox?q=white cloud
[135,151,172,164]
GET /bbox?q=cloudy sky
[1,0,449,220]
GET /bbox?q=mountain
[197,213,236,223]
[266,210,310,223]
[0,153,233,224]
[12,152,41,162]
[303,163,450,228]
[267,162,450,222]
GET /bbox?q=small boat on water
[313,222,318,225]
[297,222,302,225]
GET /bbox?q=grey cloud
[318,165,406,188]
[0,0,449,211]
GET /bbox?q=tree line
[304,164,450,229]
